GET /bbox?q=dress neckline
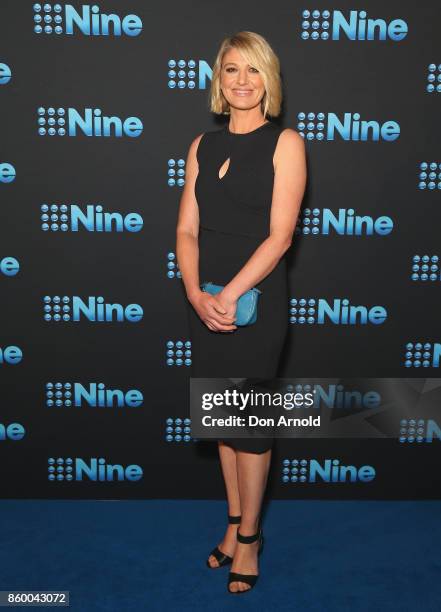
[225,121,271,136]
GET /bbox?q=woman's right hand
[190,291,237,332]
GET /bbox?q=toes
[230,581,250,593]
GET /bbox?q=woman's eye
[225,67,259,73]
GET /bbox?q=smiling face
[220,47,266,113]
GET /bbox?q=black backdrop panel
[1,1,440,498]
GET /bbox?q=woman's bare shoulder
[185,132,205,166]
[275,128,305,156]
[190,131,205,149]
[273,128,306,171]
[278,127,304,145]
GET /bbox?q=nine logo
[48,457,143,482]
[295,208,393,236]
[43,296,143,322]
[297,112,400,141]
[404,343,441,368]
[37,107,143,137]
[300,9,408,41]
[45,382,143,408]
[40,204,143,232]
[418,162,441,189]
[165,418,192,443]
[399,418,441,443]
[167,59,212,90]
[411,255,440,281]
[33,4,142,37]
[289,298,387,325]
[282,458,376,483]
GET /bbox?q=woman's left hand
[216,289,238,327]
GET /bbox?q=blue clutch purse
[200,281,262,326]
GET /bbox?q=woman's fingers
[208,302,236,324]
[210,314,236,326]
[210,297,235,316]
[208,315,237,330]
[197,295,236,330]
[211,301,229,315]
[205,318,237,332]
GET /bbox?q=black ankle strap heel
[227,524,264,593]
[227,514,241,524]
[206,514,242,569]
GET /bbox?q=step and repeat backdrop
[1,1,440,499]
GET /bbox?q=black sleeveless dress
[187,120,289,453]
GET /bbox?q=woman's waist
[198,225,288,263]
[199,224,267,241]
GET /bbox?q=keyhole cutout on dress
[218,157,231,180]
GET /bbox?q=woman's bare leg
[207,441,241,567]
[228,448,272,592]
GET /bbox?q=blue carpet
[0,500,440,611]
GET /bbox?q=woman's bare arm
[176,134,237,331]
[176,133,204,303]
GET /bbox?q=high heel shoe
[227,524,264,593]
[206,514,241,569]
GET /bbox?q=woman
[176,31,306,593]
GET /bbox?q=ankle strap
[237,527,261,544]
[228,514,241,524]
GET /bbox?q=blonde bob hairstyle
[209,31,282,119]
